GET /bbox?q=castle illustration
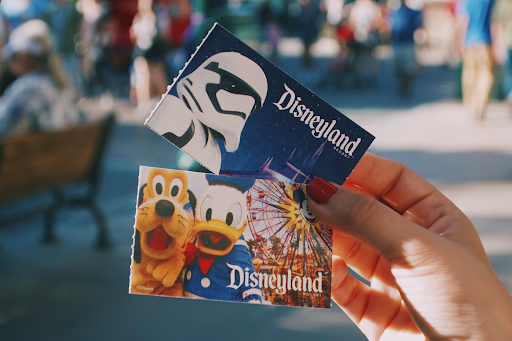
[221,140,327,184]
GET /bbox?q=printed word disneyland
[227,264,323,295]
[274,84,362,157]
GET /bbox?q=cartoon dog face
[136,169,193,260]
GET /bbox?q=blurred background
[0,0,511,340]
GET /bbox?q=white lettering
[250,272,259,288]
[303,109,314,123]
[336,134,349,149]
[227,263,244,290]
[289,97,301,114]
[309,116,320,130]
[313,272,323,293]
[323,120,337,138]
[269,274,276,289]
[259,273,269,288]
[302,277,312,292]
[273,83,295,111]
[292,276,302,291]
[273,84,363,157]
[328,129,340,145]
[312,119,328,138]
[345,138,361,156]
[287,269,292,290]
[276,274,286,295]
[244,267,250,287]
[227,267,323,294]
[295,104,306,118]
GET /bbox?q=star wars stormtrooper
[147,52,268,174]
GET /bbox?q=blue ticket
[145,23,374,185]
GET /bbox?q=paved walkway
[1,58,511,340]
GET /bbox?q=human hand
[307,153,512,340]
[492,44,508,65]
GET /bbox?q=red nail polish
[308,177,338,204]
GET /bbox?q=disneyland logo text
[274,84,361,156]
[227,263,323,295]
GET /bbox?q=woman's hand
[307,153,512,341]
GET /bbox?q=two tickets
[129,23,374,309]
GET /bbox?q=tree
[271,236,281,255]
[247,239,256,256]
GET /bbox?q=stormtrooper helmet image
[176,52,268,153]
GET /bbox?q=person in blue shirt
[183,176,262,303]
[455,0,495,121]
[389,0,423,97]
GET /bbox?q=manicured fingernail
[308,177,338,204]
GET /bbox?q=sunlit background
[0,0,511,340]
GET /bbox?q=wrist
[481,283,512,340]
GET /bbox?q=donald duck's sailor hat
[205,175,255,193]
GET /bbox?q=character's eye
[302,201,316,219]
[227,202,242,228]
[200,196,213,221]
[153,175,165,195]
[221,75,248,95]
[170,178,183,197]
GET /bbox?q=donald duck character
[183,175,262,303]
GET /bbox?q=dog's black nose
[155,200,175,218]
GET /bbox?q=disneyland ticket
[129,166,332,309]
[145,23,374,185]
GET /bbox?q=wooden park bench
[0,115,115,249]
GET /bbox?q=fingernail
[308,177,338,205]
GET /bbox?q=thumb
[307,177,432,262]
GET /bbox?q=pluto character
[183,175,262,303]
[148,52,268,173]
[293,188,318,225]
[131,169,196,296]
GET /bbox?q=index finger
[347,153,441,216]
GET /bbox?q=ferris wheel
[246,180,332,277]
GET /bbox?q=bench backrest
[0,116,114,202]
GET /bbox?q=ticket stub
[145,23,374,185]
[129,166,333,309]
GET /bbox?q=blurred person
[296,0,321,69]
[324,0,345,26]
[389,0,423,98]
[259,0,282,66]
[130,0,168,114]
[492,0,512,117]
[320,17,355,89]
[79,0,113,98]
[454,0,495,122]
[163,0,191,49]
[0,0,51,95]
[0,0,50,32]
[160,0,191,81]
[307,153,512,340]
[0,20,79,137]
[347,0,383,86]
[46,0,83,97]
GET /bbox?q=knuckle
[344,240,362,261]
[338,277,359,306]
[346,194,379,228]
